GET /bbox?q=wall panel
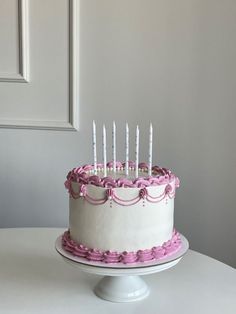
[0,0,78,130]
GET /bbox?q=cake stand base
[94,275,149,302]
[55,234,189,303]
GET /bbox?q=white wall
[0,0,236,268]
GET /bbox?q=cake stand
[55,234,189,303]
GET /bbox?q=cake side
[69,183,175,252]
[64,162,180,258]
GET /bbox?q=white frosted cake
[62,161,181,264]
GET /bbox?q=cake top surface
[65,161,179,189]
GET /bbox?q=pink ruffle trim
[65,161,180,189]
[64,162,180,204]
[62,229,182,264]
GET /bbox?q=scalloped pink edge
[62,229,182,264]
[65,161,180,189]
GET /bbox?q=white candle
[148,123,153,176]
[135,125,139,178]
[92,120,97,175]
[103,124,107,177]
[125,123,129,176]
[112,121,116,173]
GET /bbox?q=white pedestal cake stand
[55,234,189,303]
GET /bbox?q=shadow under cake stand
[55,234,189,303]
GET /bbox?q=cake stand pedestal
[55,234,189,303]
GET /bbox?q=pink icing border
[65,161,180,189]
[64,161,180,205]
[62,229,182,264]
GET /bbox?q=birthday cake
[62,161,181,264]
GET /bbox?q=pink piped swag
[68,184,176,206]
[62,229,182,264]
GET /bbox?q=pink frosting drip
[62,229,182,264]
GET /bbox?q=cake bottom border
[61,229,182,265]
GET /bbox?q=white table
[0,228,235,314]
